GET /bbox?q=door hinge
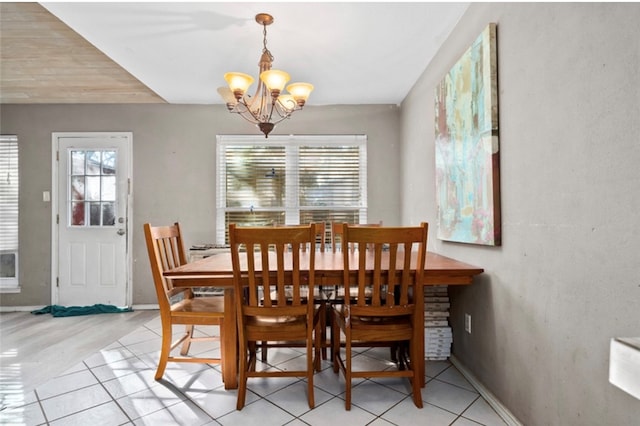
[56,277,59,287]
[56,214,59,224]
[128,178,131,195]
[56,151,59,161]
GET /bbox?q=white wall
[401,3,640,424]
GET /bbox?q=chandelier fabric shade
[218,13,314,138]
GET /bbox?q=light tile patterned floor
[1,316,507,425]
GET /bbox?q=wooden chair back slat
[331,221,382,253]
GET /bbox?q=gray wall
[401,3,640,425]
[3,2,639,423]
[0,104,400,306]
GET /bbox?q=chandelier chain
[262,24,273,61]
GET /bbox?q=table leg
[419,308,425,387]
[222,288,238,389]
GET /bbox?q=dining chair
[331,220,382,253]
[327,221,383,357]
[229,223,322,410]
[330,221,382,299]
[260,222,329,361]
[301,221,326,253]
[331,222,428,410]
[306,221,330,359]
[143,223,225,381]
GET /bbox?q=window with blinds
[216,135,367,244]
[0,135,19,292]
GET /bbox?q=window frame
[216,134,367,244]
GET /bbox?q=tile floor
[0,316,507,426]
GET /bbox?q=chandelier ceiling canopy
[217,13,314,138]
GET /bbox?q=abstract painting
[435,23,501,246]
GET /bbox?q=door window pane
[102,203,116,226]
[71,202,85,226]
[68,149,118,227]
[86,176,101,201]
[89,202,101,226]
[71,177,85,200]
[102,176,116,201]
[102,151,116,175]
[86,151,101,175]
[71,151,85,175]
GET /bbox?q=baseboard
[0,304,159,312]
[131,304,159,311]
[0,305,43,312]
[450,355,523,426]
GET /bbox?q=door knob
[117,228,125,236]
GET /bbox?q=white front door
[53,133,132,307]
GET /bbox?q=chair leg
[314,317,322,372]
[319,301,328,360]
[237,340,248,410]
[155,324,172,380]
[307,336,316,408]
[411,337,423,408]
[180,324,194,356]
[412,379,424,408]
[260,340,268,362]
[345,339,352,410]
[395,342,410,370]
[248,342,258,372]
[219,321,225,383]
[331,311,340,373]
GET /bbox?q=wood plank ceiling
[0,2,165,104]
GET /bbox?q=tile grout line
[85,359,136,425]
[449,394,484,426]
[33,389,49,426]
[22,315,497,426]
[450,356,519,425]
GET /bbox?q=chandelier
[217,13,313,138]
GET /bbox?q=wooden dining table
[163,250,483,389]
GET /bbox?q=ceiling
[0,2,469,105]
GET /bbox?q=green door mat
[31,304,132,317]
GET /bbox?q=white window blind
[216,135,367,244]
[1,135,19,291]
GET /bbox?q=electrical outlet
[465,313,472,334]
